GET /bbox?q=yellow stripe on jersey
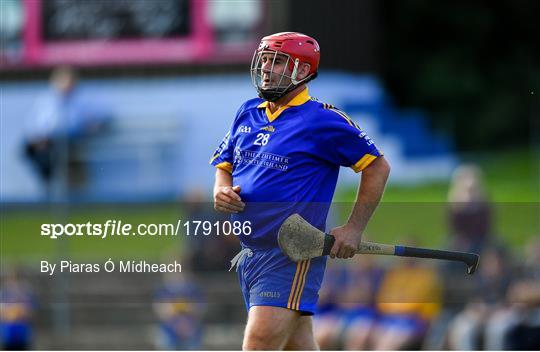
[330,108,364,131]
[330,108,354,127]
[322,103,335,110]
[210,153,223,163]
[351,154,378,173]
[210,131,231,163]
[215,162,233,174]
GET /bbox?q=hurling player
[210,32,390,350]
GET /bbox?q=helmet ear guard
[290,58,303,85]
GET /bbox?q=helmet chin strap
[258,71,317,102]
[255,56,317,102]
[258,85,297,102]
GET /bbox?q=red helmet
[251,32,320,101]
[258,32,320,76]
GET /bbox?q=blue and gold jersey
[210,88,382,249]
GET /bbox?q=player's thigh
[284,315,319,350]
[243,306,300,350]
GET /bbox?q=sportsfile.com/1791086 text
[40,220,252,239]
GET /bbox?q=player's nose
[261,60,273,73]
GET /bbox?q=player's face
[260,52,292,89]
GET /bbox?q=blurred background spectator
[314,256,384,350]
[0,268,35,350]
[447,239,540,350]
[447,164,492,253]
[153,270,204,350]
[23,66,111,196]
[315,244,443,351]
[447,244,512,349]
[371,254,442,350]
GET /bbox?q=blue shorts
[237,247,327,315]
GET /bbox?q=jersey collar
[257,88,311,122]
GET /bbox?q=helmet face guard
[250,49,315,102]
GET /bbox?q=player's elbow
[364,156,390,180]
[379,156,391,177]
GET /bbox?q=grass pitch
[1,149,538,263]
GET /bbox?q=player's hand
[213,185,245,213]
[329,224,362,259]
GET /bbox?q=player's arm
[213,168,245,213]
[330,156,390,259]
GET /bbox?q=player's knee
[243,306,299,350]
[243,327,288,350]
[284,333,318,350]
[285,318,318,350]
[243,319,291,349]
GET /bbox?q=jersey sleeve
[313,108,382,172]
[209,101,250,174]
[209,130,234,173]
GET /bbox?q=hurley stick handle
[322,233,479,274]
[322,235,395,255]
